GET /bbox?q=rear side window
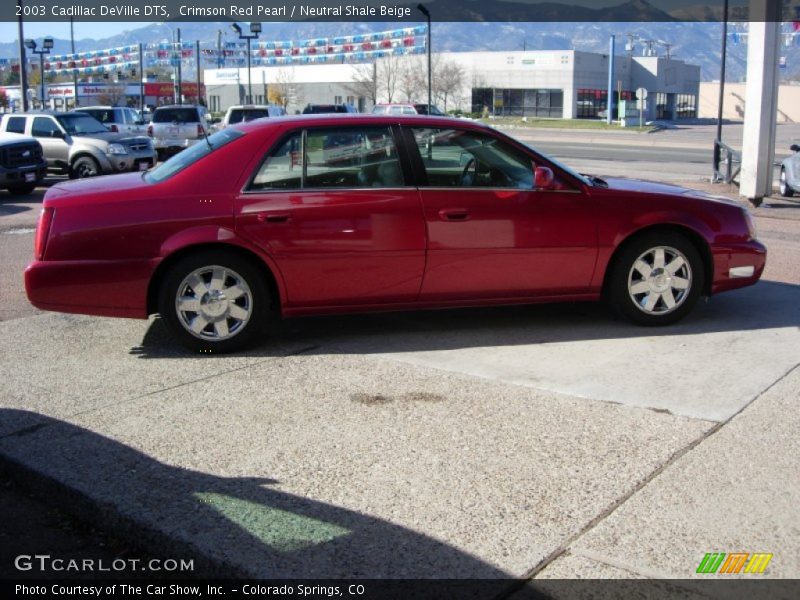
[249,126,404,191]
[153,108,199,123]
[5,116,26,134]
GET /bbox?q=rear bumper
[25,258,157,319]
[711,239,767,294]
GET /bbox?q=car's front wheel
[780,168,794,197]
[608,232,704,326]
[7,183,36,195]
[70,156,100,179]
[158,251,273,353]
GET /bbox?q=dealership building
[203,49,701,121]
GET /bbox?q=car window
[229,109,270,124]
[372,106,387,114]
[389,106,403,115]
[305,126,403,189]
[31,117,60,138]
[402,107,416,115]
[153,108,200,123]
[249,132,303,190]
[123,109,135,124]
[5,116,26,134]
[144,129,244,184]
[55,114,108,135]
[410,128,533,189]
[83,109,114,124]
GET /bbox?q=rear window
[81,109,115,124]
[228,108,270,124]
[304,105,346,114]
[144,128,244,184]
[153,107,200,123]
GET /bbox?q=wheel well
[602,225,714,296]
[146,243,280,316]
[69,153,100,168]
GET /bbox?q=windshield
[56,114,108,135]
[229,109,270,124]
[153,107,200,123]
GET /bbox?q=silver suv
[70,106,147,136]
[147,105,210,160]
[0,112,157,178]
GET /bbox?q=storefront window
[471,88,564,118]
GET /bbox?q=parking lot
[1,137,799,589]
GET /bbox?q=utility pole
[17,0,29,112]
[176,27,182,103]
[195,40,202,106]
[70,16,78,107]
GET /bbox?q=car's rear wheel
[780,168,794,197]
[70,156,100,179]
[158,251,273,353]
[608,232,704,326]
[7,183,36,195]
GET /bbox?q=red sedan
[26,115,766,352]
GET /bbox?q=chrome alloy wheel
[780,169,789,196]
[175,265,253,341]
[627,246,692,315]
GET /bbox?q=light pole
[16,0,30,112]
[25,37,53,110]
[416,4,431,115]
[231,22,261,104]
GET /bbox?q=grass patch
[476,117,656,132]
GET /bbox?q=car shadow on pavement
[0,203,32,216]
[132,280,799,359]
[0,408,516,588]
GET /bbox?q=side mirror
[534,166,555,190]
[791,144,800,153]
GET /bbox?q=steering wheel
[460,157,477,187]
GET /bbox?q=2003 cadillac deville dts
[26,115,766,352]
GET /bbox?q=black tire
[7,183,36,195]
[70,156,100,179]
[780,168,794,198]
[158,250,274,353]
[607,232,704,326]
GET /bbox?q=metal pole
[196,40,201,105]
[139,42,144,113]
[713,0,729,178]
[70,16,77,108]
[606,35,615,125]
[426,16,431,114]
[246,37,252,104]
[217,30,223,69]
[17,0,29,112]
[39,52,45,109]
[176,28,182,103]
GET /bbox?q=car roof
[228,105,273,110]
[234,113,483,133]
[375,103,415,107]
[154,104,202,110]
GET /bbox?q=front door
[405,126,598,300]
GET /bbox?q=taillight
[110,124,119,133]
[197,123,205,137]
[35,207,54,261]
[146,124,153,137]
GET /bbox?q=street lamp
[231,22,261,104]
[25,37,53,109]
[160,23,182,104]
[416,4,431,115]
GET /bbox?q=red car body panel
[25,114,766,322]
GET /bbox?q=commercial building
[202,50,701,120]
[698,81,800,123]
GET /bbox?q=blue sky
[0,21,143,44]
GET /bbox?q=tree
[377,54,402,103]
[269,68,297,110]
[0,89,8,110]
[397,56,425,103]
[97,84,127,107]
[346,62,378,106]
[434,60,465,112]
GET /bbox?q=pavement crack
[509,360,800,587]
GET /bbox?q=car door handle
[438,208,470,222]
[257,213,290,223]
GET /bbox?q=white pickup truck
[211,104,286,133]
[147,105,210,159]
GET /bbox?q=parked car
[779,143,800,197]
[26,115,766,353]
[70,106,147,135]
[372,103,445,116]
[0,135,47,194]
[0,112,157,178]
[215,105,286,132]
[147,104,210,159]
[302,104,358,114]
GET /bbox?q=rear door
[31,116,69,169]
[235,125,426,307]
